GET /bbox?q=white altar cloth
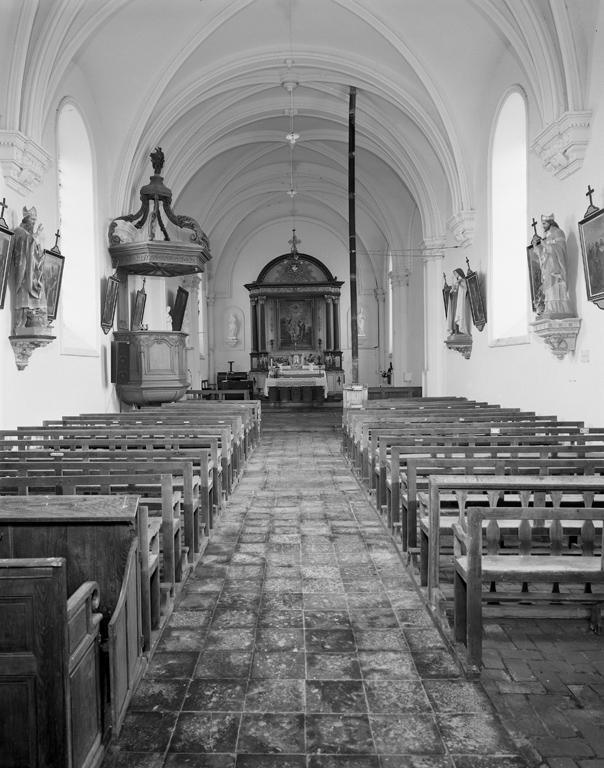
[264,372,328,398]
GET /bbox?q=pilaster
[421,238,446,395]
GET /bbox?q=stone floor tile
[244,678,305,712]
[129,679,189,711]
[306,628,356,653]
[237,713,305,753]
[164,755,236,767]
[437,712,519,755]
[305,679,367,713]
[116,711,178,752]
[357,650,418,680]
[251,650,306,678]
[369,713,445,755]
[306,714,375,754]
[235,756,305,768]
[193,650,252,679]
[183,679,246,711]
[254,627,305,651]
[306,652,362,680]
[363,680,431,713]
[170,712,240,753]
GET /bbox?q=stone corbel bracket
[9,334,55,370]
[0,130,51,196]
[531,316,581,359]
[445,333,472,360]
[531,111,591,180]
[447,210,476,248]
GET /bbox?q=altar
[264,366,328,399]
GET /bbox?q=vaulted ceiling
[1,0,597,266]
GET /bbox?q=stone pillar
[374,288,386,373]
[180,274,202,389]
[389,268,410,387]
[259,297,267,351]
[325,296,333,350]
[332,297,340,350]
[421,238,446,395]
[251,297,259,352]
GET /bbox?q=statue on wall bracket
[528,211,581,359]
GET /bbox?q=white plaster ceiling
[2,0,597,267]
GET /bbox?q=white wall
[442,12,604,427]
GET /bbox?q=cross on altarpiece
[584,185,599,218]
[0,197,7,225]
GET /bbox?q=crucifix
[531,217,538,237]
[50,229,62,254]
[585,184,598,217]
[0,197,8,228]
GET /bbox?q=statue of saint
[446,268,472,337]
[531,214,573,318]
[12,206,48,332]
[357,306,367,337]
[226,312,240,344]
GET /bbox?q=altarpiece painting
[278,298,313,349]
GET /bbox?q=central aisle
[109,406,524,767]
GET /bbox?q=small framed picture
[131,281,147,330]
[465,262,487,332]
[101,273,121,334]
[526,244,544,315]
[578,206,604,309]
[42,249,65,321]
[171,285,189,331]
[0,223,14,310]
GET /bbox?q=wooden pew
[367,418,587,496]
[421,474,604,608]
[0,472,185,614]
[0,495,144,738]
[0,558,103,768]
[0,429,224,511]
[453,505,604,667]
[379,433,604,519]
[394,453,604,551]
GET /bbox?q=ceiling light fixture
[283,79,301,259]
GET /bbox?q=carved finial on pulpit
[150,147,165,176]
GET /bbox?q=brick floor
[103,405,604,768]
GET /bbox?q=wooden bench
[0,495,144,738]
[0,429,224,510]
[453,505,604,667]
[396,454,604,551]
[0,472,185,614]
[421,475,604,608]
[0,557,103,768]
[379,433,604,518]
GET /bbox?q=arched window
[490,90,528,342]
[57,102,97,353]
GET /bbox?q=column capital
[325,295,333,304]
[374,289,386,303]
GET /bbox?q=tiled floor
[104,406,531,767]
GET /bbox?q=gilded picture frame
[171,285,189,331]
[526,244,544,315]
[42,249,65,321]
[0,223,14,310]
[131,283,147,330]
[578,206,604,309]
[101,273,120,334]
[465,262,487,332]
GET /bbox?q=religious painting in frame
[131,281,147,330]
[278,298,313,349]
[578,206,604,309]
[0,223,14,310]
[464,261,487,332]
[101,273,120,334]
[42,249,65,321]
[171,285,189,331]
[526,244,544,316]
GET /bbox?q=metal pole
[348,86,359,384]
